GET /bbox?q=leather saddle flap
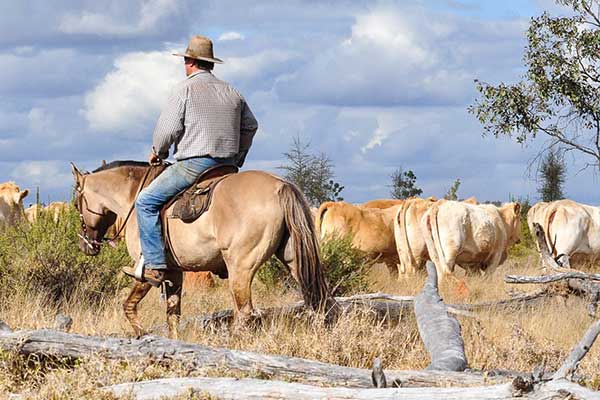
[169,164,238,223]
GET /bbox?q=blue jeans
[136,156,233,268]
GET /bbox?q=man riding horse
[123,35,258,286]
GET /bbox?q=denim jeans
[136,156,233,268]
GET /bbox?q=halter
[75,166,154,251]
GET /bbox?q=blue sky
[1,0,597,206]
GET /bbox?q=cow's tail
[396,199,415,273]
[421,201,452,280]
[543,202,560,257]
[315,201,335,240]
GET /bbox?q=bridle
[75,166,154,252]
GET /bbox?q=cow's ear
[18,189,29,201]
[514,202,521,216]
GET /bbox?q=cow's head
[500,202,522,245]
[0,182,29,224]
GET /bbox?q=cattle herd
[1,179,598,284]
[317,196,600,284]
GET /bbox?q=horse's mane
[92,160,149,173]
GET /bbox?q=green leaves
[469,0,600,167]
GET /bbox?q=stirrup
[134,255,145,280]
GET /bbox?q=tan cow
[316,201,401,276]
[361,199,405,209]
[24,203,42,223]
[0,182,29,225]
[394,197,476,274]
[421,200,521,282]
[25,202,70,223]
[541,199,600,267]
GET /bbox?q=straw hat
[172,35,224,64]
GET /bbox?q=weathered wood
[0,329,502,388]
[505,272,600,284]
[553,318,600,380]
[532,222,564,272]
[449,290,553,311]
[167,290,553,335]
[103,376,600,400]
[0,320,12,333]
[414,261,467,371]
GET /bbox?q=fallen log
[0,328,503,388]
[505,272,600,284]
[103,376,600,400]
[553,318,600,380]
[414,261,467,371]
[168,290,552,334]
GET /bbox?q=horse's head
[71,163,117,256]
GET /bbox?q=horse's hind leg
[164,270,183,340]
[123,281,152,338]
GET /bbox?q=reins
[77,165,155,249]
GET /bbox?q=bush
[257,235,370,296]
[0,206,130,306]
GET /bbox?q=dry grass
[1,252,600,399]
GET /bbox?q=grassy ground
[1,211,599,398]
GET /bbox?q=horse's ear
[102,160,107,167]
[70,162,83,183]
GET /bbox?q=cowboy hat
[172,35,224,64]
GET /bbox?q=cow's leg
[384,259,400,280]
[123,281,152,338]
[164,269,184,340]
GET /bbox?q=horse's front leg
[165,270,183,340]
[123,280,152,338]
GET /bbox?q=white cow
[421,200,521,282]
[541,199,600,267]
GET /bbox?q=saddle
[167,164,238,223]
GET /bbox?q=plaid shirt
[152,70,258,162]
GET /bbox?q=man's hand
[149,152,162,166]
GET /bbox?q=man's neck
[186,67,209,77]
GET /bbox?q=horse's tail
[279,182,330,310]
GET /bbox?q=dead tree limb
[414,261,467,371]
[553,318,600,380]
[103,376,600,400]
[505,272,600,284]
[169,290,554,334]
[0,329,502,388]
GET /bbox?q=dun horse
[71,161,329,338]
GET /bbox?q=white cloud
[276,5,521,107]
[218,31,245,41]
[218,50,296,83]
[10,161,72,190]
[83,50,183,135]
[28,108,53,134]
[59,0,179,36]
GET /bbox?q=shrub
[257,235,370,296]
[0,206,130,306]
